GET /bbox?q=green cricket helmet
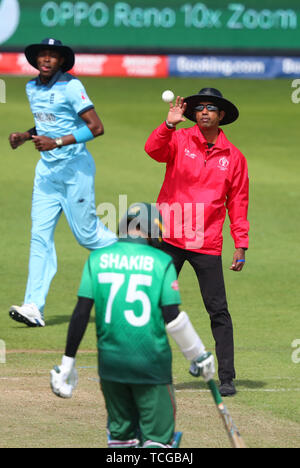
[118,202,164,248]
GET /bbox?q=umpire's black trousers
[161,241,235,382]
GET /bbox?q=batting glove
[50,355,78,399]
[189,352,215,382]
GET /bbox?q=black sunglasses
[195,104,219,112]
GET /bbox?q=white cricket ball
[162,90,175,103]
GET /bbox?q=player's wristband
[27,127,37,139]
[73,125,94,143]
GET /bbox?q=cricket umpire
[144,88,250,396]
[8,38,117,327]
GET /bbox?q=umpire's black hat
[184,87,239,125]
[25,38,75,72]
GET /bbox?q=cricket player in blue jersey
[8,38,117,327]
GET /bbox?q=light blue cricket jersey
[26,70,94,162]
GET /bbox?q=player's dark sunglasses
[195,104,219,112]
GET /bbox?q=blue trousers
[24,153,117,314]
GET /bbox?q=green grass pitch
[0,76,300,448]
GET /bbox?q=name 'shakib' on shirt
[99,253,154,272]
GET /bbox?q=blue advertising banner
[168,56,300,79]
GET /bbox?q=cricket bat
[207,379,247,448]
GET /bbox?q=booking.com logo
[0,340,6,364]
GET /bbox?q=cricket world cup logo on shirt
[0,0,20,44]
[218,156,229,171]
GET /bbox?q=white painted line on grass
[176,388,300,393]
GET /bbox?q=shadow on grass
[175,379,267,391]
[45,315,96,326]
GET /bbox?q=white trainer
[9,303,45,327]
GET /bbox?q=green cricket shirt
[78,238,181,385]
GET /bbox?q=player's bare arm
[32,108,104,152]
[82,107,104,136]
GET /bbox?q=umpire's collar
[36,70,64,87]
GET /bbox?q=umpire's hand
[230,248,246,272]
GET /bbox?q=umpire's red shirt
[145,122,249,255]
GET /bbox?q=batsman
[50,203,215,448]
